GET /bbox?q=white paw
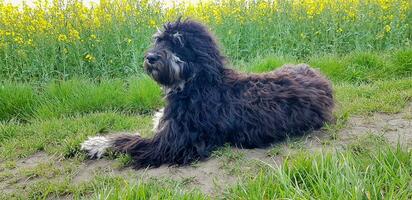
[152,108,164,131]
[80,136,113,158]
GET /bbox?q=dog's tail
[80,133,142,158]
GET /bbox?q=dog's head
[144,18,225,87]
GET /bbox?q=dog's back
[223,64,334,148]
[273,64,333,100]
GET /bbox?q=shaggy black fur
[113,19,334,169]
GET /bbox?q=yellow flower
[26,39,33,46]
[149,20,156,28]
[90,34,97,40]
[14,36,24,45]
[127,38,132,44]
[84,53,95,62]
[5,31,14,36]
[69,29,80,40]
[384,25,391,33]
[337,28,343,33]
[58,34,68,42]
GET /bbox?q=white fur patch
[170,53,183,76]
[81,136,113,158]
[152,108,164,132]
[173,32,183,46]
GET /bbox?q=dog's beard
[144,53,184,86]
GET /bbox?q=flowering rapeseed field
[0,0,410,81]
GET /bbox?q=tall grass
[0,50,410,122]
[0,83,37,120]
[226,136,412,199]
[245,48,412,83]
[0,0,410,82]
[0,76,162,121]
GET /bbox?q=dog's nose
[145,53,160,64]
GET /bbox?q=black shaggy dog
[81,19,334,169]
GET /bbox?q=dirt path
[1,103,411,196]
[340,104,412,146]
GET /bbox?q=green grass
[226,138,411,199]
[1,49,411,122]
[91,177,207,200]
[335,79,412,115]
[0,76,162,122]
[241,49,412,83]
[0,83,37,121]
[3,172,207,200]
[0,112,153,160]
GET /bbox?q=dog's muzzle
[145,52,160,65]
[144,53,160,75]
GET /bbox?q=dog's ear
[153,27,163,39]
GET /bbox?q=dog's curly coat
[81,19,334,169]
